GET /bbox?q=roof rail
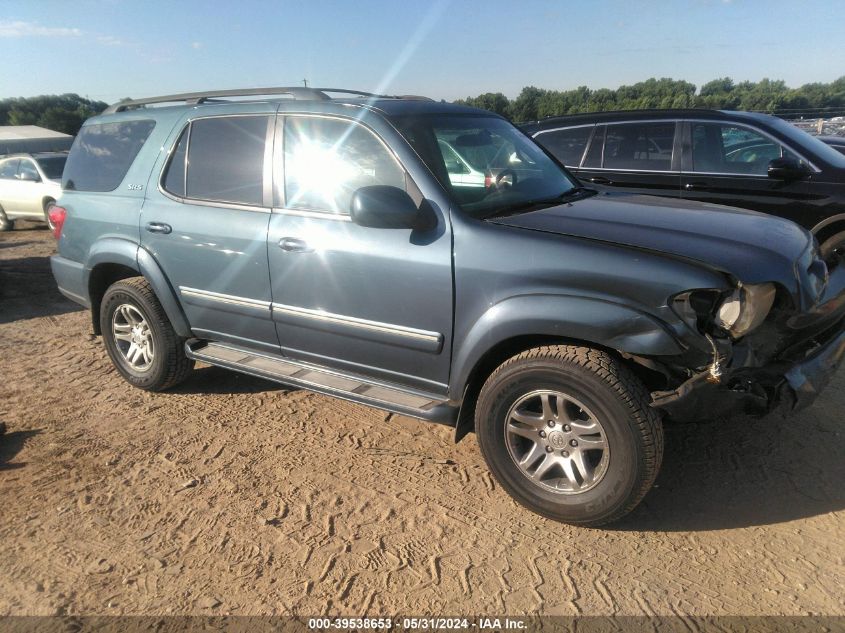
[102,87,422,114]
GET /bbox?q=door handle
[278,237,313,253]
[684,182,711,192]
[145,222,172,234]
[587,176,611,185]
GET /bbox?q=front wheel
[475,345,663,526]
[100,277,194,391]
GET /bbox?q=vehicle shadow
[0,240,38,250]
[615,401,845,531]
[171,364,299,396]
[0,429,42,471]
[0,255,83,323]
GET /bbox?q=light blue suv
[50,87,845,525]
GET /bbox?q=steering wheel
[494,169,518,189]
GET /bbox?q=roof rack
[102,87,428,114]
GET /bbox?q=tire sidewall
[477,359,646,524]
[100,285,169,389]
[43,200,56,230]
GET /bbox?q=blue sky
[1,0,843,103]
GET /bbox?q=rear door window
[185,116,270,206]
[283,116,405,214]
[602,122,676,171]
[535,126,592,167]
[0,159,19,179]
[63,120,155,191]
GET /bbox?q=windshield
[35,156,67,180]
[391,114,579,218]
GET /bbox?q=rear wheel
[43,199,56,230]
[475,345,663,526]
[0,207,13,231]
[100,277,194,391]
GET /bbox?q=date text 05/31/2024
[307,618,528,630]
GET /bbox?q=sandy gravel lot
[1,224,843,616]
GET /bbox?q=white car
[437,139,487,188]
[0,152,66,231]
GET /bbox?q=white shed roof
[0,125,72,140]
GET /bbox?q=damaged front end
[650,251,845,422]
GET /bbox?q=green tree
[0,94,108,135]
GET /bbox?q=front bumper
[652,326,845,421]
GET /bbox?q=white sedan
[0,152,66,231]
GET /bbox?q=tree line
[455,76,845,122]
[0,94,109,135]
[3,77,845,135]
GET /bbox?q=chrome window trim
[685,118,821,174]
[537,119,681,172]
[532,122,595,137]
[157,113,274,212]
[271,302,442,343]
[536,117,821,175]
[179,286,271,310]
[278,112,407,219]
[271,207,353,222]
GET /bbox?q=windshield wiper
[484,187,596,219]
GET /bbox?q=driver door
[680,120,812,225]
[267,114,453,394]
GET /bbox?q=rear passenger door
[576,121,682,199]
[0,159,22,213]
[16,159,44,216]
[141,111,279,353]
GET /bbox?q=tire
[43,199,56,230]
[474,345,663,526]
[819,230,845,262]
[0,206,13,232]
[100,277,194,391]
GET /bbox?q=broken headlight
[672,283,776,339]
[714,283,777,338]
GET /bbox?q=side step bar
[185,341,458,425]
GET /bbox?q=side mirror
[18,173,40,183]
[768,156,810,181]
[350,185,421,229]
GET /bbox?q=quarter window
[536,127,592,167]
[63,120,155,191]
[602,122,676,171]
[691,122,796,175]
[283,116,405,214]
[185,116,270,206]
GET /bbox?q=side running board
[185,341,458,425]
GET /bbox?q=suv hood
[488,192,818,299]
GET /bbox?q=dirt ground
[0,224,843,617]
